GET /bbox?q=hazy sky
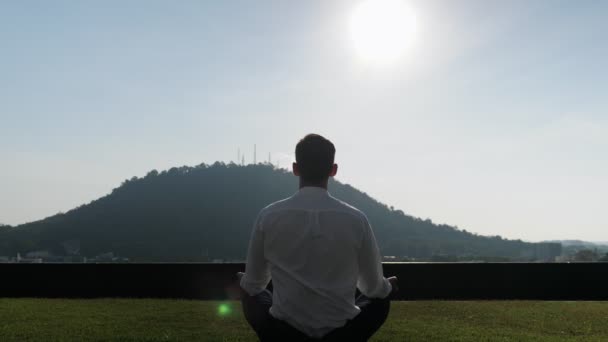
[1,0,606,241]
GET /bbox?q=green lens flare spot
[217,303,232,317]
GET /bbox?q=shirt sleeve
[356,215,392,299]
[240,213,271,296]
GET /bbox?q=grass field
[1,299,607,341]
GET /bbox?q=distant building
[26,250,52,258]
[87,252,129,263]
[95,252,114,260]
[16,253,42,263]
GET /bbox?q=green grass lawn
[1,299,607,341]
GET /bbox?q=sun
[350,0,417,64]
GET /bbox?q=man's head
[293,134,337,186]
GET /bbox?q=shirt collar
[295,186,329,197]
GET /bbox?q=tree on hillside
[573,249,599,262]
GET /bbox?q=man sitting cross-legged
[238,134,398,341]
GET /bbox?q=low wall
[1,263,606,300]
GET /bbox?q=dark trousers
[241,289,390,342]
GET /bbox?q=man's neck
[299,179,328,190]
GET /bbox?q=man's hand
[387,276,399,295]
[233,272,247,299]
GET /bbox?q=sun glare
[350,0,417,65]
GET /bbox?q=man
[238,134,398,341]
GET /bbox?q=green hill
[0,163,561,261]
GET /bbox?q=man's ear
[292,162,300,176]
[329,163,338,177]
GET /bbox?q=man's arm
[239,214,271,296]
[357,216,395,299]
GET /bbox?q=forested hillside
[0,163,561,261]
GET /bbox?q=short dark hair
[295,134,336,183]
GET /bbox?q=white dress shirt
[240,186,392,338]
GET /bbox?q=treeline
[0,163,561,261]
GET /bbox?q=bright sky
[1,0,606,241]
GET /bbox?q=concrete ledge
[1,263,606,300]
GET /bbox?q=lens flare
[217,303,232,317]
